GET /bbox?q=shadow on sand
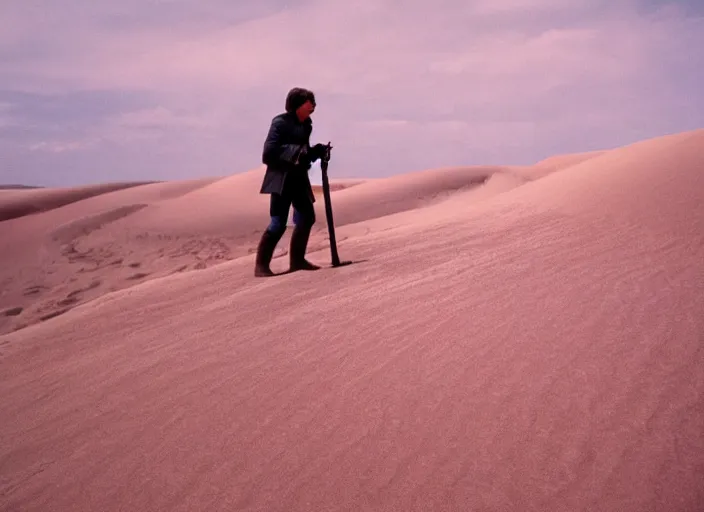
[272,258,369,277]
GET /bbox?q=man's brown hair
[285,87,316,113]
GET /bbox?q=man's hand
[309,143,330,162]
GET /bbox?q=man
[254,87,329,277]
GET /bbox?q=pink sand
[1,129,703,511]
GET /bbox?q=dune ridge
[1,129,703,511]
[0,182,154,222]
[528,149,608,178]
[0,184,43,190]
[0,164,529,334]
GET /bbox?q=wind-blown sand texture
[1,129,703,511]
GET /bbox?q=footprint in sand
[39,308,71,322]
[23,285,47,296]
[66,280,100,301]
[3,306,23,317]
[127,272,149,280]
[57,296,80,307]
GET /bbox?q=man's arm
[262,117,306,166]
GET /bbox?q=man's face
[296,100,315,120]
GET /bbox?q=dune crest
[1,129,703,511]
[0,182,152,222]
[528,149,608,178]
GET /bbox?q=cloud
[28,140,96,154]
[0,0,702,186]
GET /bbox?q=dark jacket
[260,112,315,202]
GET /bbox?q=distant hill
[0,185,44,190]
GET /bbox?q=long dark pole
[320,142,341,267]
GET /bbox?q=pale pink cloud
[28,140,97,154]
[113,107,210,131]
[0,0,702,186]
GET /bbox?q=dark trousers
[266,189,316,236]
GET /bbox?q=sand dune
[308,165,513,227]
[0,165,522,334]
[1,129,703,511]
[528,149,608,178]
[0,177,225,332]
[0,181,155,222]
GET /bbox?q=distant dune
[0,184,43,190]
[0,181,156,222]
[1,129,702,511]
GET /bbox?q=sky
[1,0,703,187]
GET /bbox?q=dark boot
[289,224,320,272]
[254,230,281,277]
